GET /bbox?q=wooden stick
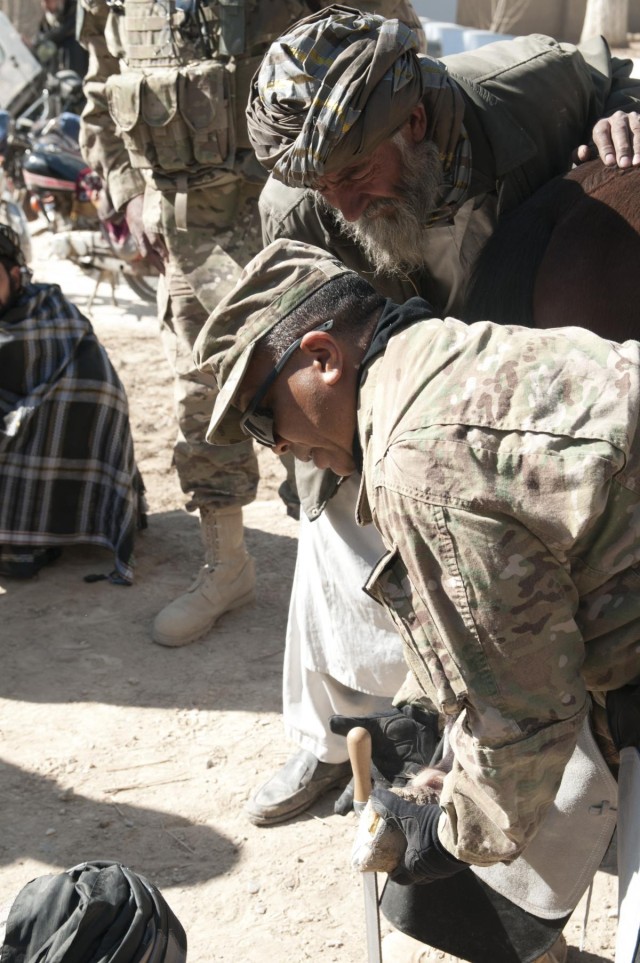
[347,726,372,807]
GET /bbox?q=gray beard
[329,137,444,275]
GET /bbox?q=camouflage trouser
[149,170,263,512]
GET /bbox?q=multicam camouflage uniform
[356,314,640,866]
[77,0,424,515]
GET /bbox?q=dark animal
[465,159,640,341]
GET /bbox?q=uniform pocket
[141,69,192,171]
[107,66,228,173]
[106,70,153,169]
[178,61,231,167]
[365,548,463,714]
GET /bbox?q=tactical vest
[105,0,310,175]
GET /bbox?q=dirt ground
[0,228,620,963]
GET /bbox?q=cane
[347,726,382,963]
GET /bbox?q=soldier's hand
[330,705,440,785]
[125,195,168,274]
[573,110,640,168]
[369,786,467,884]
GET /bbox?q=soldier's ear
[299,331,344,384]
[407,103,427,143]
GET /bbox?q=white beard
[329,137,444,275]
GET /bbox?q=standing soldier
[77,0,424,647]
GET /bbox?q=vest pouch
[140,69,192,172]
[178,61,231,167]
[106,70,155,170]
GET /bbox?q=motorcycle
[0,22,158,305]
[0,105,158,305]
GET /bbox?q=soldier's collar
[353,296,433,473]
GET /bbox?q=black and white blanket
[0,283,145,583]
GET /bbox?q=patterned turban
[247,3,469,197]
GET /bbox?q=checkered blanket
[0,283,145,583]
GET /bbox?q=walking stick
[347,726,383,963]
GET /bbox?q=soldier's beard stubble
[327,136,444,276]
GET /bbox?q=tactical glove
[330,705,440,786]
[370,785,467,885]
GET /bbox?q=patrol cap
[194,238,353,445]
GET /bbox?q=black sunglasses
[239,319,334,447]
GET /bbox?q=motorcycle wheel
[124,273,158,305]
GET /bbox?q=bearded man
[249,7,640,312]
[236,5,640,833]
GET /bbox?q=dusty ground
[0,228,620,963]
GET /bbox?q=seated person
[0,223,146,583]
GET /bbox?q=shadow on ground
[0,760,239,885]
[0,509,296,714]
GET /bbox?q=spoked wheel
[124,272,159,304]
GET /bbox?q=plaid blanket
[0,283,145,584]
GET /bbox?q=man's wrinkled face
[315,137,408,223]
[317,133,444,275]
[236,338,359,478]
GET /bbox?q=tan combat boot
[152,505,255,647]
[381,932,567,963]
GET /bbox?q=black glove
[330,705,440,786]
[606,684,640,750]
[370,785,468,885]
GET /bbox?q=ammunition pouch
[106,60,233,173]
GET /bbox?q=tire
[124,272,158,304]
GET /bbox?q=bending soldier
[196,239,640,963]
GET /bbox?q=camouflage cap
[194,239,354,446]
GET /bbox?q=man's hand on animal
[575,109,640,167]
[369,787,467,884]
[125,194,167,274]
[330,706,440,787]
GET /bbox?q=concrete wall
[457,0,640,43]
[0,0,42,45]
[412,0,460,19]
